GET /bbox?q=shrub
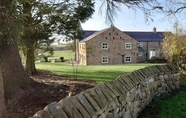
[60,57,64,62]
[149,56,167,63]
[43,56,48,62]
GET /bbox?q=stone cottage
[77,26,165,65]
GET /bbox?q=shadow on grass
[51,70,130,82]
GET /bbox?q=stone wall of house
[79,27,139,65]
[79,42,87,65]
[137,42,161,62]
[30,64,179,118]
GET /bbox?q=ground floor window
[125,55,131,62]
[102,56,109,63]
[138,51,143,56]
[149,48,156,59]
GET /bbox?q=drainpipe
[146,41,149,60]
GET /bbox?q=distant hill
[50,45,68,51]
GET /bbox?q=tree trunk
[22,1,37,75]
[0,0,32,116]
[0,41,32,102]
[26,47,37,75]
[0,67,6,118]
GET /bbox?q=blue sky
[81,1,183,32]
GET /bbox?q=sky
[81,1,184,32]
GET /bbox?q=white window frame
[102,56,109,63]
[125,55,131,62]
[101,42,109,50]
[139,42,143,47]
[125,42,132,49]
[138,51,143,56]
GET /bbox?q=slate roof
[80,29,165,42]
[124,31,164,42]
[79,27,111,42]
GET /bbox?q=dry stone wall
[30,64,180,118]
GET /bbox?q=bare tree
[100,0,160,24]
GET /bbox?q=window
[102,56,109,63]
[139,42,143,47]
[138,51,143,56]
[101,42,108,50]
[82,44,85,49]
[125,56,131,62]
[125,42,132,49]
[150,49,156,59]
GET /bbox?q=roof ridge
[80,26,115,42]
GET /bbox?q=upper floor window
[125,42,132,49]
[101,42,108,50]
[102,56,109,63]
[139,42,143,47]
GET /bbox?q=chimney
[153,27,156,33]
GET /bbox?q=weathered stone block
[69,96,90,118]
[94,85,109,104]
[33,110,52,118]
[159,75,164,79]
[150,81,158,89]
[86,89,105,108]
[58,97,82,118]
[98,87,113,103]
[113,80,128,96]
[122,110,131,118]
[44,102,68,118]
[166,80,173,86]
[105,82,120,96]
[129,74,140,84]
[98,84,115,100]
[98,112,107,118]
[126,92,131,103]
[106,113,114,118]
[164,74,169,79]
[168,74,174,78]
[83,91,101,111]
[136,100,142,108]
[76,92,95,116]
[130,87,136,94]
[117,77,131,91]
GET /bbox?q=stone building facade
[78,26,165,65]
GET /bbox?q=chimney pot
[153,27,156,33]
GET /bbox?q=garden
[7,50,186,118]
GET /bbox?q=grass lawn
[36,62,160,82]
[36,50,162,82]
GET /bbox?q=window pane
[102,42,108,50]
[139,43,143,47]
[125,56,131,62]
[138,51,143,56]
[102,56,108,63]
[125,43,131,49]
